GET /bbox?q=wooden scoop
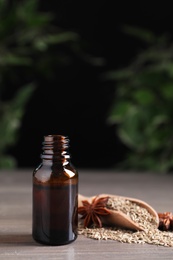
[78,193,159,231]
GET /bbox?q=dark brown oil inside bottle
[33,182,78,245]
[32,135,78,245]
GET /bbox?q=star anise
[78,196,110,228]
[158,212,173,231]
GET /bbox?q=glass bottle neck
[41,135,70,164]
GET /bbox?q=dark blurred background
[1,1,173,172]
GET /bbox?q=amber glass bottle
[32,135,78,245]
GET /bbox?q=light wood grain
[0,169,173,259]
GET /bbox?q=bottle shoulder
[33,162,78,184]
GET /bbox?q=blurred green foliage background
[107,27,173,172]
[1,0,173,173]
[0,0,80,167]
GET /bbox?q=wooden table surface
[0,169,173,259]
